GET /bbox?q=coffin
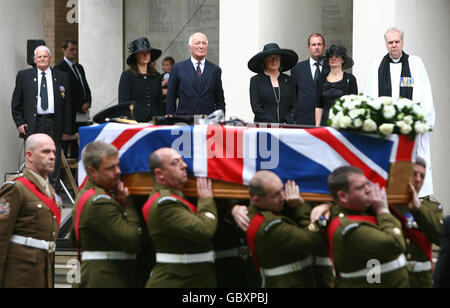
[79,123,416,204]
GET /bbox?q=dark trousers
[34,117,62,192]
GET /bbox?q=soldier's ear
[154,168,164,180]
[337,190,347,204]
[251,195,260,206]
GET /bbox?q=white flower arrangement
[328,95,431,138]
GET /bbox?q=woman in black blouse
[119,37,164,122]
[248,43,298,124]
[315,45,358,126]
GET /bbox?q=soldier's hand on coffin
[231,205,250,232]
[407,183,421,210]
[310,203,331,224]
[370,183,389,215]
[197,177,213,199]
[116,181,130,204]
[285,180,304,208]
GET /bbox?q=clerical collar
[390,56,402,63]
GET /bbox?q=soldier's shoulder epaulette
[342,222,360,237]
[1,181,16,190]
[157,196,178,207]
[264,219,283,233]
[92,194,112,203]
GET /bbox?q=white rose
[412,104,424,117]
[403,115,414,125]
[400,124,412,135]
[348,109,360,119]
[396,121,413,135]
[414,121,429,134]
[398,98,413,109]
[339,116,352,129]
[362,119,377,132]
[353,118,363,128]
[380,96,393,106]
[357,108,366,116]
[367,98,382,110]
[379,123,395,136]
[382,105,396,119]
[334,104,343,112]
[331,117,340,129]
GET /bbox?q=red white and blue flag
[78,123,417,194]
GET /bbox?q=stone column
[220,0,323,122]
[0,0,45,183]
[78,0,124,115]
[353,0,450,213]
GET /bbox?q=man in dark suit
[434,216,450,288]
[11,45,71,191]
[55,39,91,158]
[55,39,91,133]
[166,32,225,116]
[291,33,329,125]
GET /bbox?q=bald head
[249,170,278,198]
[25,134,56,178]
[249,171,285,212]
[26,133,54,152]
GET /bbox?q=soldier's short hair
[415,156,427,168]
[148,150,164,179]
[249,177,265,198]
[82,141,118,172]
[328,166,364,202]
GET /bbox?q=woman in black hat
[248,43,298,124]
[118,37,164,122]
[315,45,358,126]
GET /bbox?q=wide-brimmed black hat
[93,102,136,124]
[248,43,298,74]
[127,37,162,65]
[325,45,354,70]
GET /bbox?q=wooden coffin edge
[122,161,413,204]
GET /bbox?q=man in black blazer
[166,32,225,116]
[55,39,91,158]
[291,33,329,125]
[11,45,71,191]
[434,216,450,288]
[55,39,91,133]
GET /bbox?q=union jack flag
[78,123,417,194]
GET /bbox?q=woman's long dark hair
[127,55,158,77]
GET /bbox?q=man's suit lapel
[200,61,211,92]
[31,69,38,97]
[302,61,314,85]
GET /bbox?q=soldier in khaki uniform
[70,141,142,288]
[143,148,217,288]
[0,134,60,288]
[247,171,327,288]
[327,166,409,288]
[390,158,443,288]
